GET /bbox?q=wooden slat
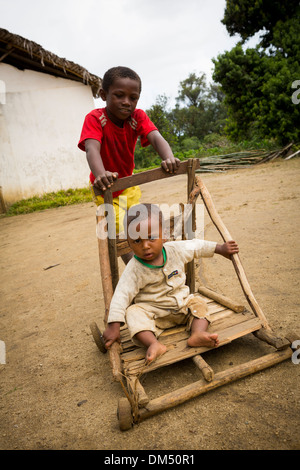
[120,307,254,355]
[197,294,215,303]
[123,317,262,376]
[210,309,249,327]
[93,159,200,196]
[121,310,255,364]
[207,302,228,314]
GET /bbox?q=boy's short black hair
[102,66,142,93]
[125,203,164,239]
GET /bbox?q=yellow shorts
[90,183,141,234]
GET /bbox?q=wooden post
[103,189,119,290]
[109,343,123,382]
[96,209,123,382]
[192,354,214,382]
[96,212,114,325]
[253,329,290,350]
[186,159,198,293]
[126,375,149,406]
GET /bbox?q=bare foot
[187,331,219,348]
[145,341,167,364]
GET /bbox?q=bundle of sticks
[196,142,297,173]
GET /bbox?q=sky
[0,0,259,110]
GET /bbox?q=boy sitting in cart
[103,203,239,364]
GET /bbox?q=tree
[171,72,227,140]
[222,0,299,47]
[176,72,207,109]
[146,94,177,148]
[134,95,177,169]
[213,1,300,143]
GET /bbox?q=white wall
[0,63,95,205]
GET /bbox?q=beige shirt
[108,239,217,325]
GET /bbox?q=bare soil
[0,158,299,450]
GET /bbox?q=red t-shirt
[78,108,157,197]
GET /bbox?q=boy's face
[100,77,140,126]
[127,217,166,265]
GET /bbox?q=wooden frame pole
[103,189,119,290]
[195,176,270,329]
[186,159,198,293]
[138,348,292,422]
[96,209,122,381]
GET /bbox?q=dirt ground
[0,158,299,451]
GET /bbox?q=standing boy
[78,66,180,262]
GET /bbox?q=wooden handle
[93,159,200,196]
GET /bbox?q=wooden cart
[90,159,297,431]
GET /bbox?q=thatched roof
[0,28,102,98]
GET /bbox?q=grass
[5,187,93,216]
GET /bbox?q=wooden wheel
[90,321,107,354]
[117,397,133,431]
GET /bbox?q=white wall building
[0,28,102,207]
